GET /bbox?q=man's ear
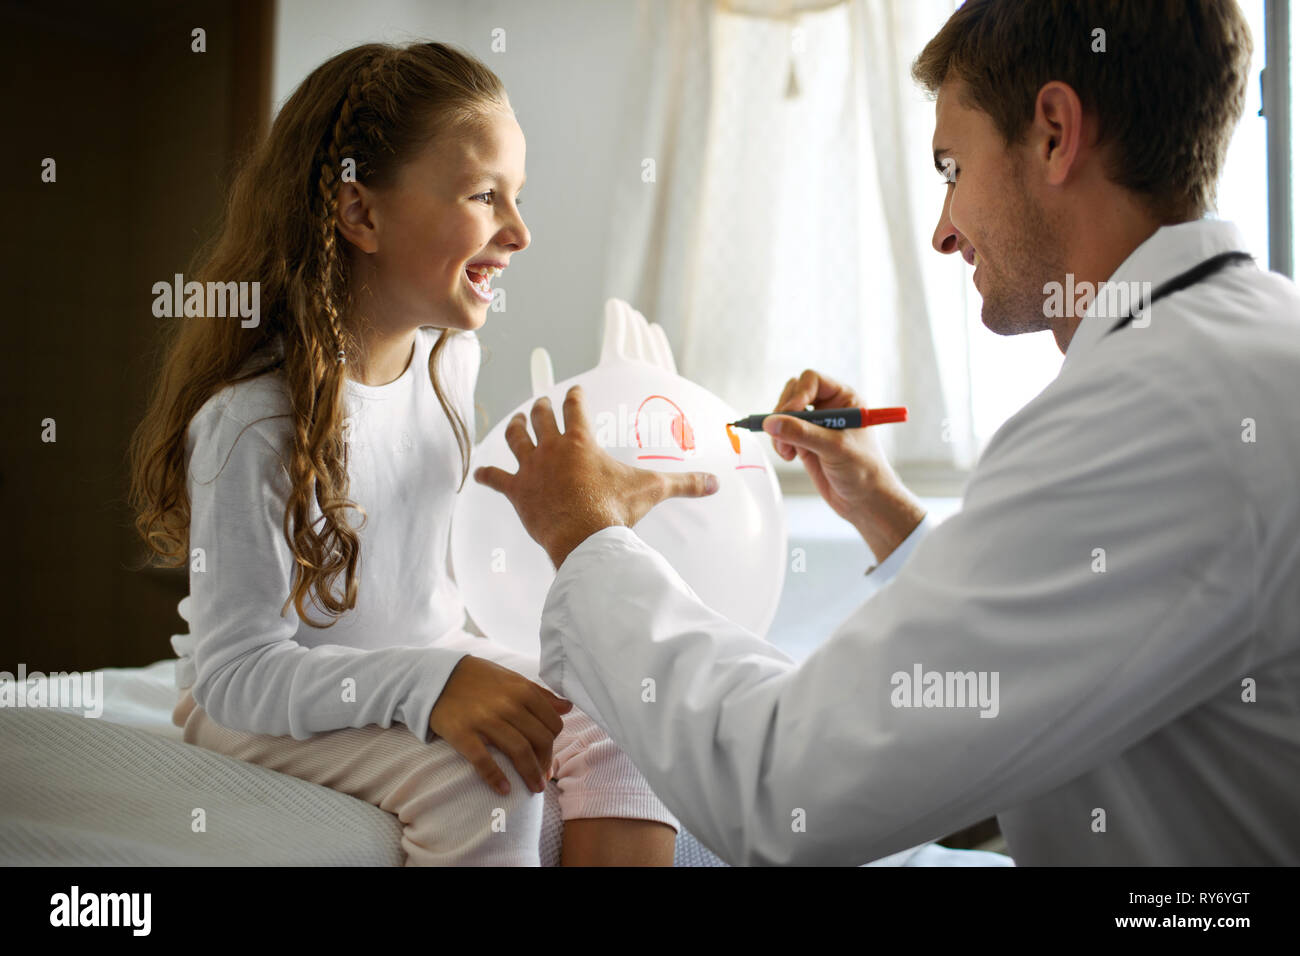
[1033,81,1085,188]
[335,181,380,255]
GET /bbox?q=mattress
[0,659,1011,866]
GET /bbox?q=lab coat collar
[1060,218,1251,372]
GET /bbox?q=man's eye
[472,190,494,203]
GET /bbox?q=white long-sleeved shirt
[171,326,479,742]
[538,218,1300,865]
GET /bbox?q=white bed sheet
[0,658,1012,866]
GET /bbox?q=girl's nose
[501,211,530,252]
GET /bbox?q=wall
[2,0,271,669]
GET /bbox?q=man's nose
[931,188,961,255]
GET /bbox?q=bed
[0,496,1012,866]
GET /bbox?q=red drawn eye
[673,414,695,451]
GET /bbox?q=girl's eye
[471,190,522,206]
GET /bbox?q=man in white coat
[475,0,1300,865]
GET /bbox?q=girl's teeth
[468,266,503,290]
[467,264,505,300]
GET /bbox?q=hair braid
[315,50,395,367]
[278,52,401,623]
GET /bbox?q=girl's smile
[464,261,506,304]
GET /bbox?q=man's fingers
[771,378,803,460]
[790,368,818,409]
[561,384,593,437]
[790,368,857,411]
[775,377,798,413]
[530,396,561,442]
[503,412,535,461]
[474,465,514,494]
[808,368,858,408]
[763,413,836,455]
[662,470,720,501]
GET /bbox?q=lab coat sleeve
[861,512,937,599]
[538,355,1256,865]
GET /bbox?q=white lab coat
[538,219,1300,865]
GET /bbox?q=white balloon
[451,352,787,658]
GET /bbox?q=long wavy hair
[128,41,508,627]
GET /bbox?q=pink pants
[172,629,679,866]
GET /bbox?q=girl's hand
[428,655,573,796]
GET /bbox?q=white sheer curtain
[604,0,977,484]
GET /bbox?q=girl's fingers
[451,731,513,796]
[485,720,547,794]
[508,705,560,780]
[520,686,567,737]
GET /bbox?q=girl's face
[340,104,530,334]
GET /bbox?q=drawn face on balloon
[453,362,785,657]
[635,395,695,461]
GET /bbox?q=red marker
[729,406,908,431]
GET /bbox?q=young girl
[128,40,679,866]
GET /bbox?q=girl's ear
[335,181,381,254]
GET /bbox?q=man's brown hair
[912,0,1253,222]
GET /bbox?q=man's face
[930,79,1063,335]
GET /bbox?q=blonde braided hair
[315,49,397,368]
[129,42,509,627]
